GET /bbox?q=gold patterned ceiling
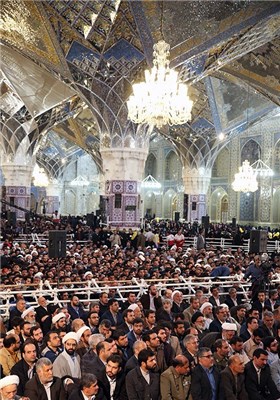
[0,0,280,177]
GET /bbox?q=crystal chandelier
[127,40,193,128]
[232,160,258,193]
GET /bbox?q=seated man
[24,357,66,400]
[245,348,280,400]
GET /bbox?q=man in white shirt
[24,357,66,400]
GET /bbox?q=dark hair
[252,328,264,338]
[99,319,112,329]
[21,338,37,354]
[229,336,244,345]
[108,298,118,307]
[253,348,268,358]
[112,329,127,341]
[144,309,156,318]
[11,316,24,328]
[3,334,17,348]
[262,336,276,350]
[142,330,155,343]
[138,348,155,365]
[197,347,212,359]
[246,316,258,327]
[20,320,31,330]
[107,354,122,366]
[132,318,144,325]
[30,324,42,337]
[80,373,98,389]
[88,311,99,318]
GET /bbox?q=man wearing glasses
[191,347,220,400]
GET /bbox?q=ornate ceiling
[0,0,279,178]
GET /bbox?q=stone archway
[210,187,228,222]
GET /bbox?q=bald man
[219,354,248,400]
[160,355,191,400]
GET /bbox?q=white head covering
[222,322,237,331]
[127,304,139,311]
[21,307,35,319]
[0,375,19,389]
[62,331,79,344]
[200,302,213,313]
[77,326,91,340]
[84,271,93,278]
[52,312,66,324]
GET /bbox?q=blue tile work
[104,39,144,61]
[66,41,100,62]
[205,77,221,134]
[174,4,280,68]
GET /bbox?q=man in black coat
[140,285,162,312]
[69,373,106,400]
[126,348,160,400]
[11,340,37,395]
[24,357,66,400]
[97,354,127,400]
[190,347,220,400]
[245,348,280,400]
[219,354,248,400]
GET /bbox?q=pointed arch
[210,187,228,222]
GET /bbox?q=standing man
[160,355,191,400]
[191,347,220,400]
[126,348,160,400]
[24,357,66,400]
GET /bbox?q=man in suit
[127,318,144,357]
[160,355,191,400]
[219,354,248,399]
[86,340,116,379]
[140,285,162,312]
[209,286,223,308]
[190,347,220,400]
[209,306,227,333]
[124,341,147,374]
[67,295,87,321]
[24,357,66,400]
[69,373,105,400]
[35,296,52,335]
[81,333,104,375]
[117,309,135,334]
[100,299,123,328]
[126,348,160,400]
[98,354,126,400]
[11,340,37,395]
[259,311,277,338]
[245,348,280,400]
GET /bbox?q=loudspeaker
[250,230,267,253]
[174,212,180,222]
[7,211,16,226]
[86,213,95,227]
[201,216,210,230]
[232,218,237,229]
[48,231,67,258]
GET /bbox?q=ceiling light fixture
[232,160,258,193]
[127,40,193,129]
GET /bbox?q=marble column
[1,164,33,219]
[45,182,62,215]
[100,148,148,227]
[182,166,211,222]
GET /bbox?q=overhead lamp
[142,175,161,189]
[127,40,193,129]
[232,160,258,193]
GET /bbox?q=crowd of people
[0,215,280,400]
